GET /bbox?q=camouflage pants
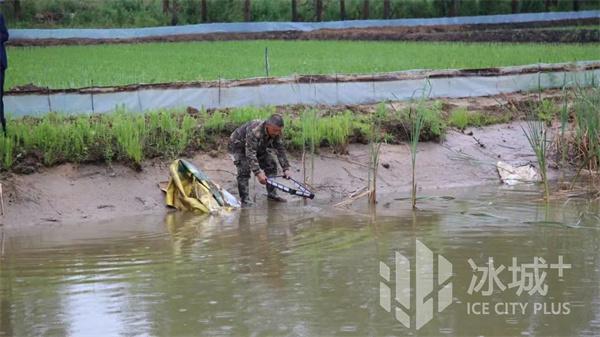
[230,149,278,200]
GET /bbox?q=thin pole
[47,88,52,113]
[90,79,95,114]
[218,75,222,106]
[0,183,4,216]
[264,47,270,78]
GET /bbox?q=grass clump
[0,136,14,169]
[113,108,146,166]
[286,110,362,153]
[386,100,446,142]
[449,108,512,131]
[522,116,550,200]
[448,108,471,130]
[573,87,600,171]
[201,106,274,136]
[418,101,446,141]
[536,99,559,126]
[146,109,196,158]
[565,87,600,187]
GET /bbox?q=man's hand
[256,171,268,185]
[283,169,292,179]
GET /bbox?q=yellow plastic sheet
[164,159,240,213]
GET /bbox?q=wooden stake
[0,183,4,216]
[1,229,4,258]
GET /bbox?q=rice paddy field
[8,40,600,90]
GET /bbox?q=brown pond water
[0,183,599,336]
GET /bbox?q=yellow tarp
[164,159,240,213]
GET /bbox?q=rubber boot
[238,181,254,207]
[267,185,287,202]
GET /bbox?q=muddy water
[1,184,599,336]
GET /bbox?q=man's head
[265,114,284,137]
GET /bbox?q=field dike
[6,61,600,117]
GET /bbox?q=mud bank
[0,121,557,228]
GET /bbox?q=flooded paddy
[1,183,598,336]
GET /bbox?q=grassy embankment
[8,41,600,89]
[0,100,493,172]
[0,88,597,180]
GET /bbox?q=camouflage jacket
[229,120,290,175]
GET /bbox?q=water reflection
[0,183,599,336]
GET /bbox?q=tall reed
[522,115,550,200]
[409,105,425,209]
[300,109,319,185]
[368,104,386,205]
[570,86,600,188]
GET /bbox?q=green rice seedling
[147,110,166,156]
[536,99,559,126]
[319,111,353,153]
[284,110,367,153]
[203,111,227,133]
[397,99,445,142]
[300,109,319,185]
[559,81,570,171]
[522,115,550,200]
[420,101,446,141]
[0,115,19,170]
[144,109,196,158]
[283,116,303,149]
[145,110,163,152]
[449,108,470,130]
[177,113,197,153]
[113,107,145,165]
[576,88,600,169]
[0,136,14,170]
[409,104,425,209]
[32,113,69,166]
[9,115,33,150]
[229,106,273,126]
[90,117,115,163]
[449,108,513,131]
[67,116,93,162]
[368,104,385,205]
[570,86,600,187]
[481,113,512,126]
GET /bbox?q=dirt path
[0,121,554,228]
